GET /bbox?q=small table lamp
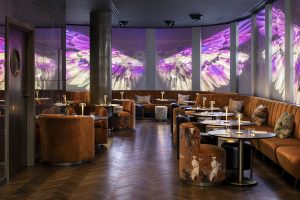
[63,95,67,104]
[210,101,215,112]
[104,95,108,105]
[79,103,86,116]
[161,91,165,100]
[120,91,124,100]
[236,113,243,134]
[202,97,206,108]
[224,106,229,122]
[35,90,39,99]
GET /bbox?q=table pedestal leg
[227,139,257,186]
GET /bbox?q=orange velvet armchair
[94,106,108,144]
[38,115,95,166]
[113,100,136,130]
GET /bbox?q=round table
[193,112,235,119]
[200,119,254,127]
[208,129,276,186]
[185,107,220,112]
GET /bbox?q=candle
[120,91,124,100]
[79,103,86,116]
[104,95,108,105]
[161,91,165,100]
[202,97,206,108]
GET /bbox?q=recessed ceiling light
[119,21,128,27]
[164,20,175,27]
[189,14,203,21]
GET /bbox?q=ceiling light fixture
[164,20,175,27]
[189,14,203,21]
[119,21,128,27]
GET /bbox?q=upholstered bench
[155,106,168,121]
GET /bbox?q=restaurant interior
[1,0,300,199]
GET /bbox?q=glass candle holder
[79,103,86,116]
[202,97,206,108]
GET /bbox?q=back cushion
[122,101,132,112]
[178,94,190,104]
[228,99,244,113]
[135,95,151,104]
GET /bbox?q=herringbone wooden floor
[0,120,300,200]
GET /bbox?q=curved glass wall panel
[201,25,230,92]
[112,28,146,90]
[271,0,285,101]
[256,9,266,97]
[156,28,192,90]
[238,19,252,95]
[66,26,90,91]
[294,0,300,103]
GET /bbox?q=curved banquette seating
[179,122,226,186]
[62,90,300,181]
[38,115,95,165]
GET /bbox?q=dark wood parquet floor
[0,120,300,200]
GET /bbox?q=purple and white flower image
[112,48,144,90]
[0,36,4,90]
[157,48,192,90]
[66,28,145,90]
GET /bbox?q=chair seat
[276,145,300,179]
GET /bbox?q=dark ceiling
[66,0,267,27]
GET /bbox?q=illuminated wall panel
[271,0,285,101]
[0,27,4,90]
[156,28,192,90]
[256,9,266,97]
[66,26,90,91]
[294,0,300,103]
[201,25,230,92]
[112,28,146,90]
[238,19,252,95]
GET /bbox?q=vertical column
[230,22,238,93]
[146,29,156,90]
[192,27,201,91]
[90,11,112,104]
[285,0,294,103]
[265,4,272,99]
[251,14,257,96]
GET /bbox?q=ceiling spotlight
[164,20,175,27]
[119,21,128,27]
[189,14,203,21]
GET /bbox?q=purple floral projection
[35,44,58,90]
[0,36,4,90]
[201,25,250,91]
[66,27,145,90]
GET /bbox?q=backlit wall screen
[112,28,146,90]
[201,25,230,92]
[0,27,4,90]
[156,28,192,90]
[256,9,266,97]
[294,0,300,103]
[66,26,90,91]
[271,0,285,101]
[35,28,62,90]
[238,19,252,95]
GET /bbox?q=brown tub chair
[179,122,226,186]
[38,115,95,166]
[113,100,136,130]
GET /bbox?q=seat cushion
[259,137,300,163]
[252,105,268,126]
[276,145,300,179]
[117,111,131,117]
[274,112,295,138]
